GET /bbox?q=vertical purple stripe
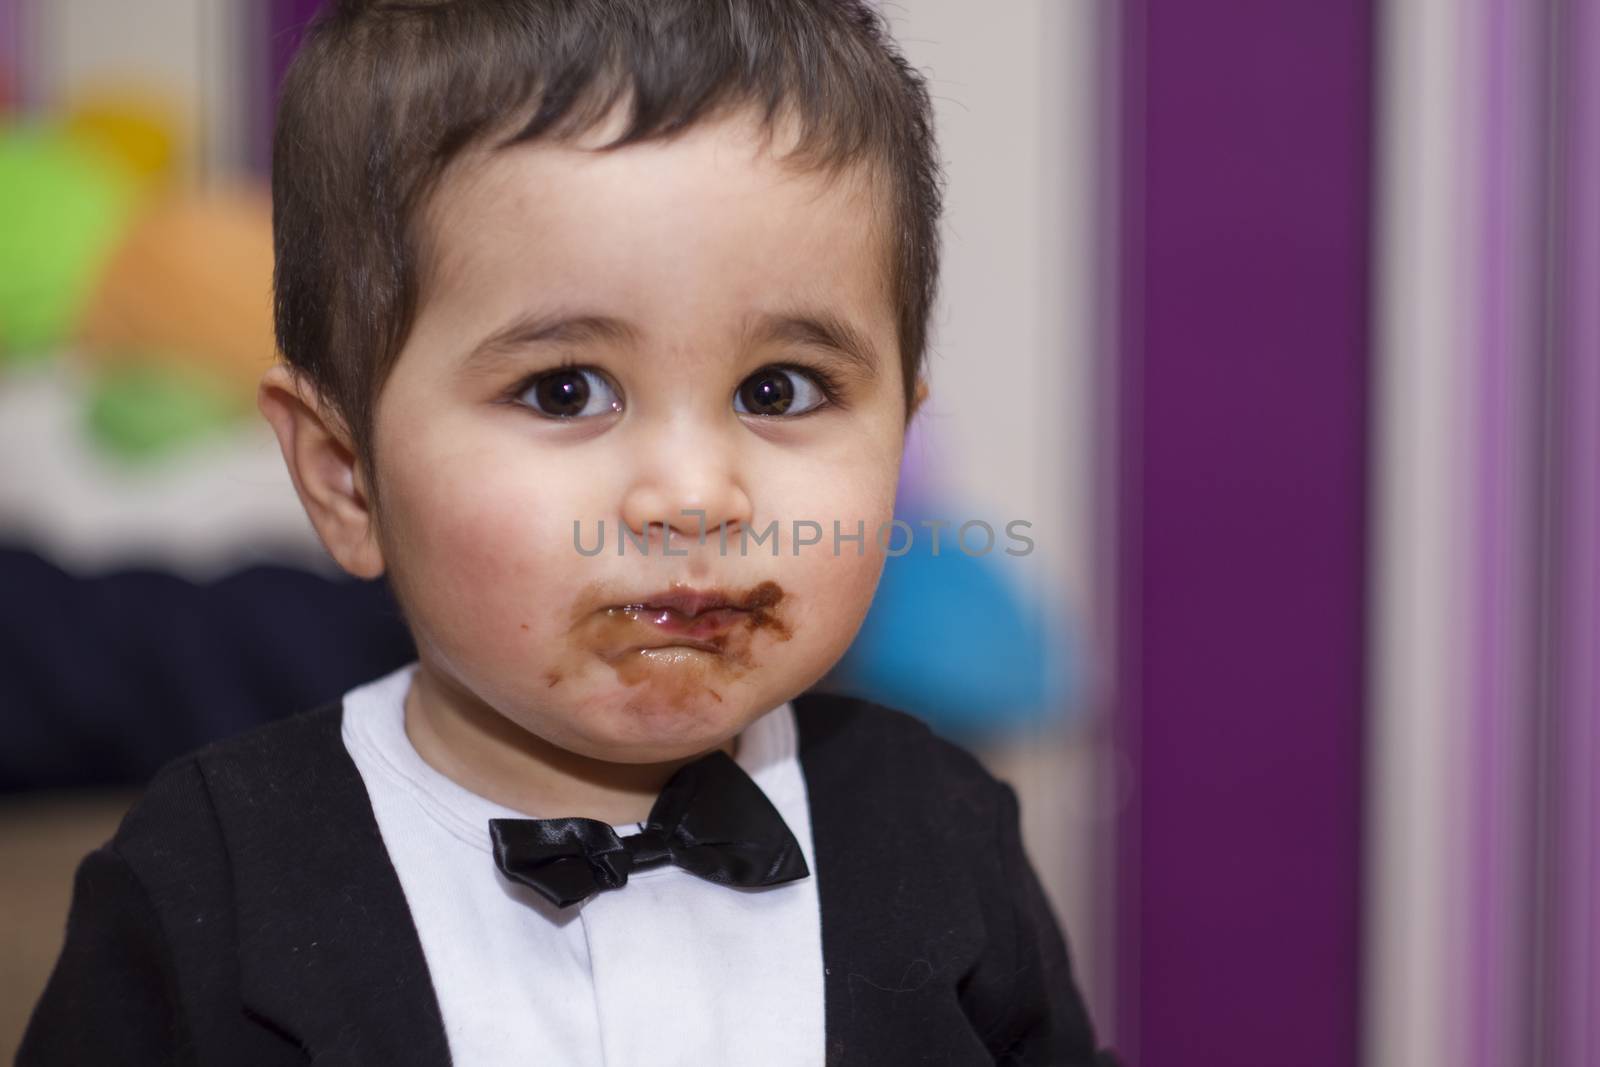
[1118,2,1373,1065]
[1,0,33,110]
[1555,1,1600,1062]
[250,0,326,172]
[1470,1,1546,1063]
[1111,0,1147,1058]
[269,0,324,98]
[0,0,17,107]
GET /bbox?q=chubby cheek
[379,446,580,676]
[784,538,886,683]
[779,485,896,675]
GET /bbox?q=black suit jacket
[18,691,1120,1066]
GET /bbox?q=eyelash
[758,362,846,413]
[502,359,846,415]
[502,356,593,405]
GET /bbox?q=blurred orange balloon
[77,183,277,397]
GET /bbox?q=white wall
[879,0,1115,1032]
[26,0,250,181]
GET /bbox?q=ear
[257,364,386,579]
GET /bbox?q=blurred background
[0,1,1595,1066]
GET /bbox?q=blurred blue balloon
[821,514,1077,744]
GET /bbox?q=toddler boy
[21,1,1118,1064]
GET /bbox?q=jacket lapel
[794,692,994,1066]
[199,701,453,1064]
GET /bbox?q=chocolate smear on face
[568,580,792,702]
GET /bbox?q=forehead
[408,108,895,358]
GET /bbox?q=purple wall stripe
[1552,0,1600,1061]
[0,0,17,107]
[252,0,326,173]
[1470,1,1548,1063]
[1111,0,1146,1056]
[0,0,35,111]
[1117,2,1373,1065]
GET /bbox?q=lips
[605,586,764,644]
[625,607,749,643]
[579,579,789,669]
[618,588,742,618]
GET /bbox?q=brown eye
[734,367,826,417]
[519,368,621,419]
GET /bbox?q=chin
[572,685,765,763]
[573,728,733,767]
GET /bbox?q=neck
[401,662,738,825]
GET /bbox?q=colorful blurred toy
[1,85,276,461]
[77,182,277,399]
[822,424,1079,742]
[64,89,184,187]
[0,124,142,359]
[85,362,252,460]
[823,518,1076,743]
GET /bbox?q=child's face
[367,108,911,765]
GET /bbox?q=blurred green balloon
[0,124,142,361]
[85,362,249,460]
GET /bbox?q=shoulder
[791,689,1011,825]
[42,708,353,1030]
[109,700,347,870]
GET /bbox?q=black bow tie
[488,749,810,909]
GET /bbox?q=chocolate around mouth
[605,605,750,632]
[573,580,793,698]
[608,581,786,619]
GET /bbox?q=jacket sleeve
[16,845,193,1066]
[974,781,1123,1067]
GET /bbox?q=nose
[619,421,754,550]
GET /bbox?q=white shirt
[339,662,827,1066]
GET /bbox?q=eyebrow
[742,309,881,381]
[458,306,882,380]
[460,311,642,379]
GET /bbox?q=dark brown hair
[272,0,943,484]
